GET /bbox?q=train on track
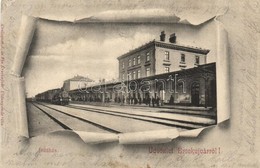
[35,88,70,105]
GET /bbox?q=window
[181,54,185,63]
[137,70,141,78]
[146,52,150,61]
[195,56,200,64]
[133,71,136,79]
[165,66,170,73]
[178,81,185,93]
[133,57,136,66]
[146,67,150,77]
[165,51,170,60]
[137,55,141,64]
[122,73,125,80]
[122,62,125,69]
[128,59,132,66]
[128,72,132,80]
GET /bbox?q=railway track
[71,102,215,119]
[35,102,215,130]
[67,104,216,126]
[31,102,121,134]
[158,109,216,119]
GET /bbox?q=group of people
[147,96,162,107]
[114,96,141,105]
[114,96,163,107]
[71,94,164,107]
[71,96,102,102]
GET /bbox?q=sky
[23,19,217,97]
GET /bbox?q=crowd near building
[66,31,216,108]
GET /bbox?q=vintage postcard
[1,0,259,168]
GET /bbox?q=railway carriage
[35,88,70,105]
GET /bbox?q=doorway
[191,82,200,106]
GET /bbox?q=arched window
[177,80,186,93]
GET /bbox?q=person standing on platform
[152,96,155,107]
[169,95,174,105]
[122,96,125,104]
[148,96,151,107]
[156,96,160,107]
[144,97,147,105]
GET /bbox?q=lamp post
[174,73,178,103]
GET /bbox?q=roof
[125,62,216,82]
[69,62,216,93]
[35,88,61,97]
[117,40,210,60]
[65,75,94,82]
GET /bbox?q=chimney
[160,31,166,42]
[169,33,176,43]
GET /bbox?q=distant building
[117,31,210,81]
[63,75,94,91]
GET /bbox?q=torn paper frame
[10,11,230,144]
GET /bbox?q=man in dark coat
[147,96,151,107]
[152,96,155,107]
[169,95,174,105]
[156,96,160,107]
[122,96,125,104]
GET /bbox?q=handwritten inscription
[39,147,57,153]
[148,146,221,155]
[178,147,220,155]
[149,146,173,154]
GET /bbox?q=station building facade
[117,31,209,81]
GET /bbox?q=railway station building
[68,32,216,107]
